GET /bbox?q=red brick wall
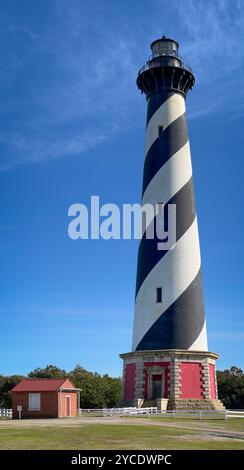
[143,362,170,399]
[124,364,136,400]
[12,391,58,419]
[180,362,204,399]
[59,391,77,417]
[209,364,216,399]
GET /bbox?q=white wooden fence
[225,410,244,419]
[0,409,12,418]
[78,407,157,416]
[78,407,244,420]
[1,407,244,420]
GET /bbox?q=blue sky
[0,0,243,376]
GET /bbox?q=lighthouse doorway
[147,367,165,399]
[152,375,162,399]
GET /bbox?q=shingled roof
[11,378,77,392]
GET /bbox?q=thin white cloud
[176,0,244,73]
[1,0,244,171]
[0,0,141,171]
[0,127,115,171]
[174,0,244,116]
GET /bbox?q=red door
[66,396,71,417]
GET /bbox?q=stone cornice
[120,349,219,361]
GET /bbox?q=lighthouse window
[156,287,162,303]
[158,126,164,139]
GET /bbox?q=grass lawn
[0,424,244,450]
[145,417,244,432]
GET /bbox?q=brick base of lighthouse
[119,350,225,410]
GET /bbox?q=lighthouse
[120,37,224,410]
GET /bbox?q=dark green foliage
[28,365,67,378]
[0,364,122,409]
[217,366,244,409]
[69,365,122,408]
[0,375,24,408]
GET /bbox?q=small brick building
[12,378,80,419]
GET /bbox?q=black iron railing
[138,54,193,76]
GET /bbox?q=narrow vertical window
[158,125,164,139]
[156,287,162,303]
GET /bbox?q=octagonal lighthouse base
[119,350,225,411]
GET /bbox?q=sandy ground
[0,416,244,442]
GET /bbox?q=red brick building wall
[12,391,59,419]
[59,391,78,417]
[12,387,78,419]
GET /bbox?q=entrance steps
[141,400,157,408]
[167,398,225,411]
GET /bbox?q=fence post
[199,410,202,420]
[225,410,228,421]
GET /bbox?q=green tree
[69,364,122,408]
[217,366,244,409]
[68,364,94,386]
[28,365,66,378]
[0,375,24,408]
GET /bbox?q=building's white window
[28,393,41,411]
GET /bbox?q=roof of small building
[11,377,77,392]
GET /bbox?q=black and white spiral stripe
[132,92,208,352]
